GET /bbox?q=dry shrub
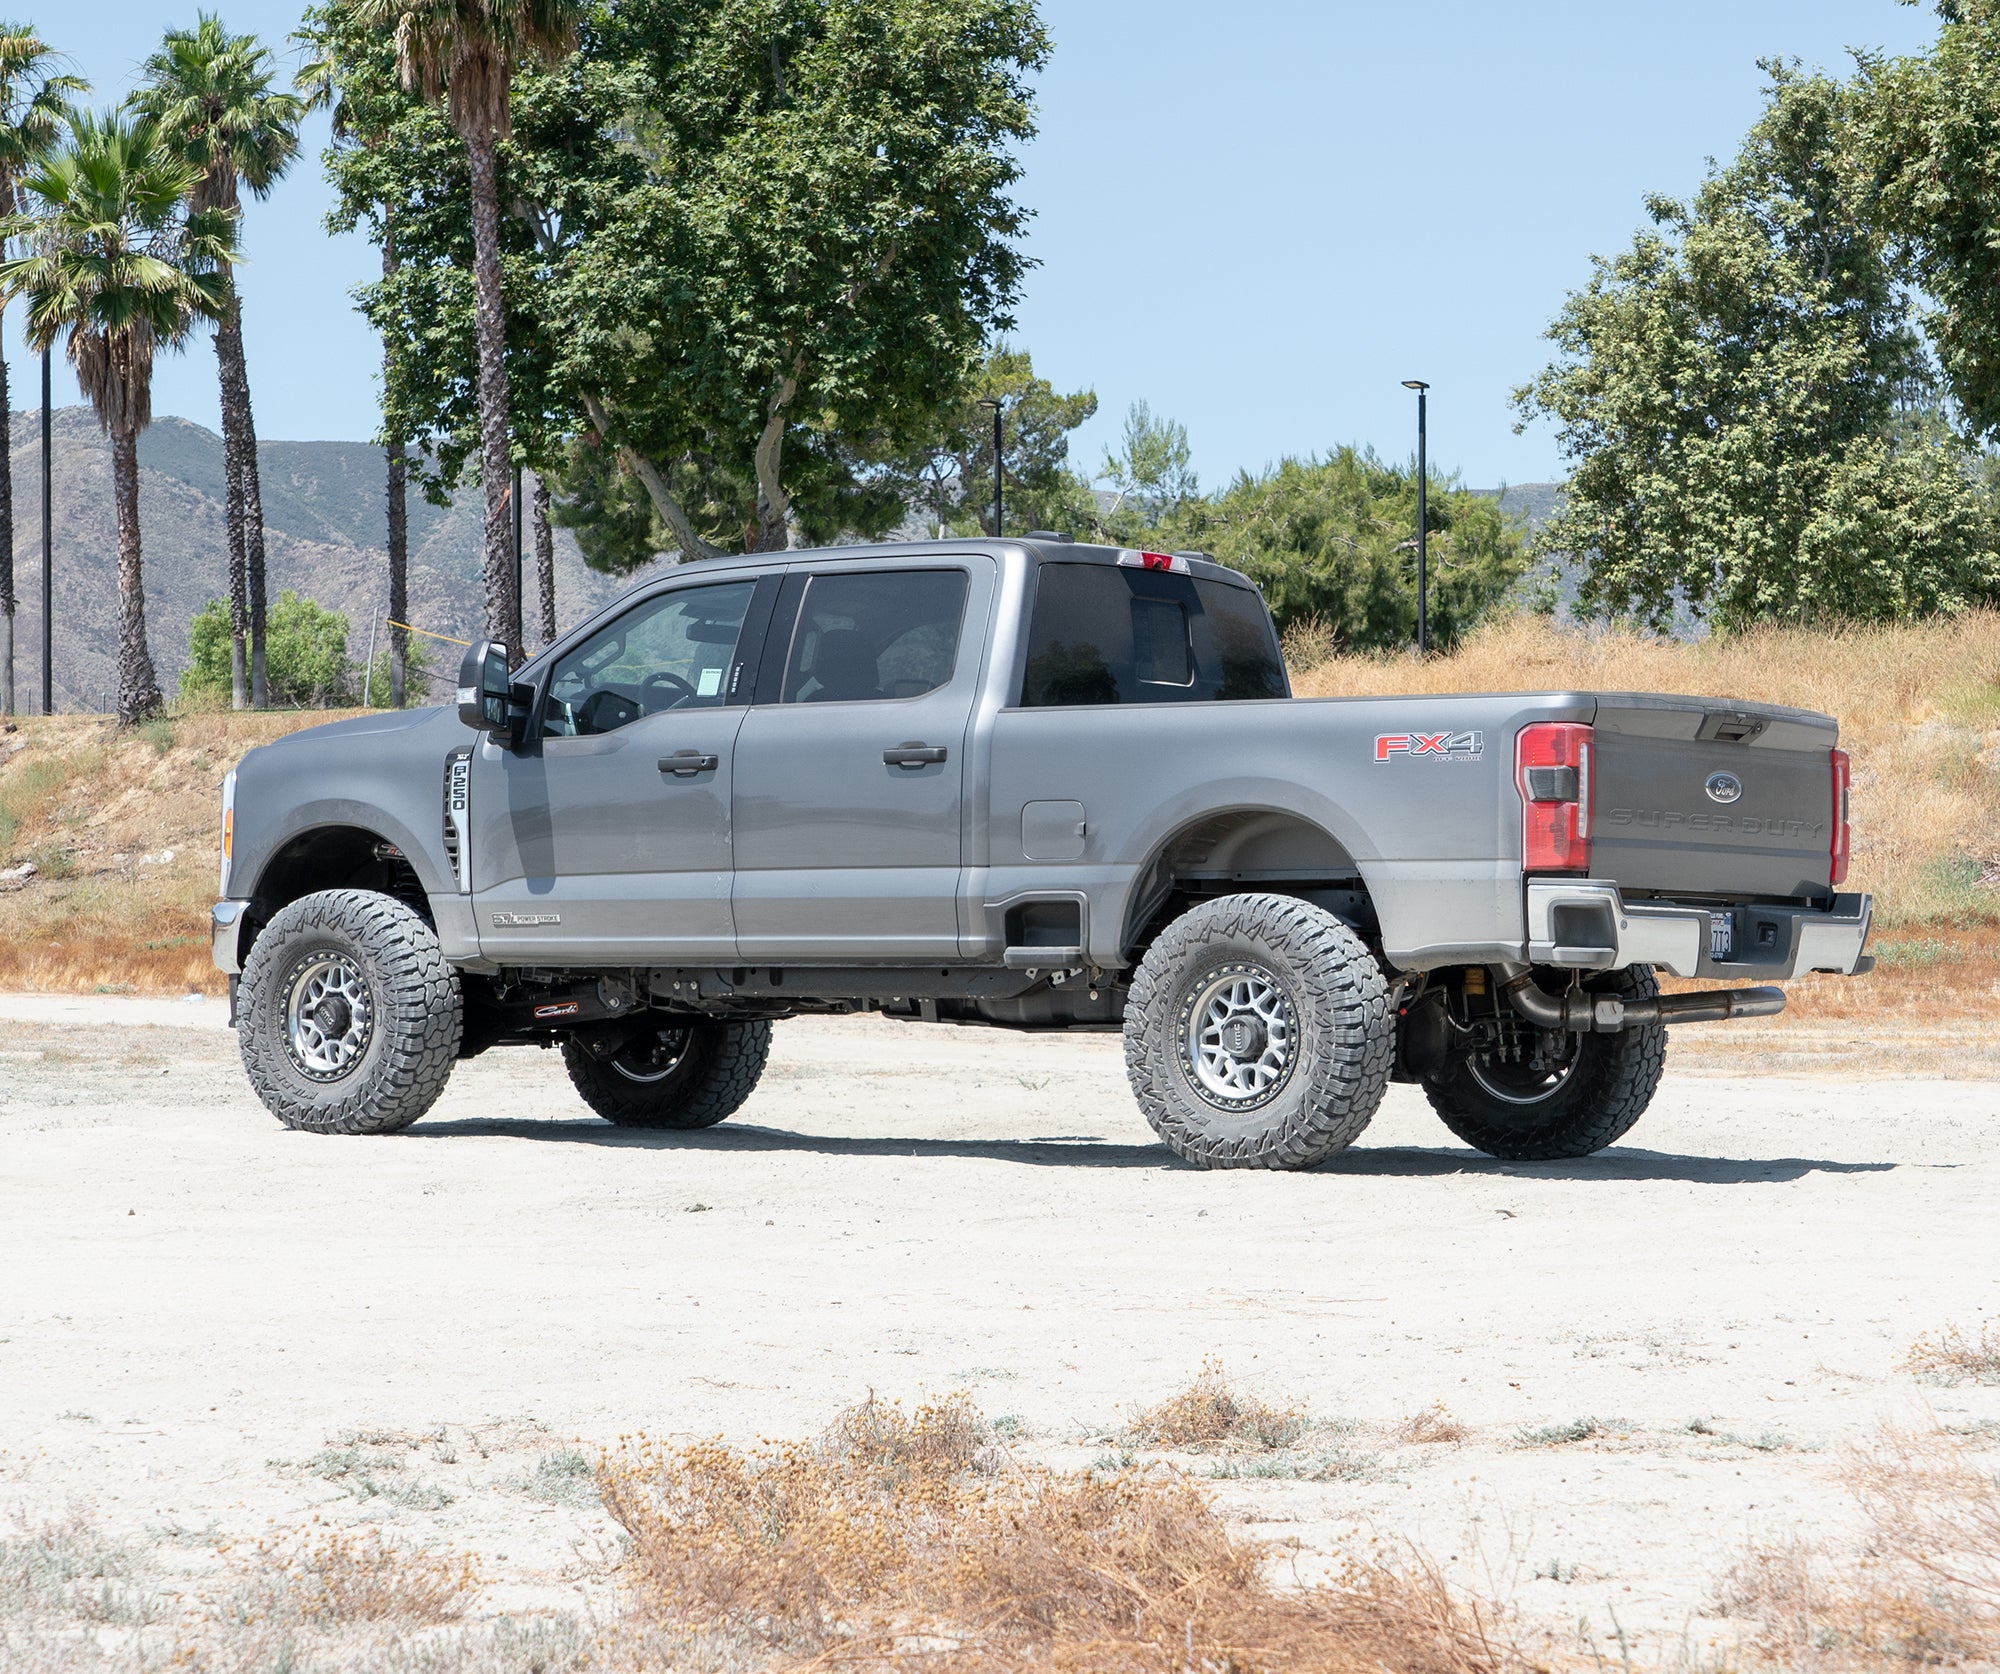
[1719,1423,2000,1670]
[1392,1404,1469,1446]
[600,1393,1514,1673]
[1903,1321,2000,1386]
[239,1526,479,1625]
[1125,1357,1308,1451]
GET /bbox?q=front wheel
[1423,965,1667,1160]
[562,1019,772,1129]
[236,889,462,1134]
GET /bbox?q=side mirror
[457,639,516,740]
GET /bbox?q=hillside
[3,409,691,709]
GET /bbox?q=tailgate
[1588,694,1838,898]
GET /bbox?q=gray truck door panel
[472,575,766,962]
[731,558,993,960]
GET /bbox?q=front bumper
[211,898,253,974]
[1525,881,1872,980]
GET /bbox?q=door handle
[883,742,947,768]
[658,750,720,777]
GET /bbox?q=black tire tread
[1124,893,1394,1170]
[237,889,461,1135]
[561,1020,772,1129]
[1423,966,1667,1160]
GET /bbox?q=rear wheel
[1124,893,1394,1170]
[561,1019,772,1129]
[1423,965,1666,1160]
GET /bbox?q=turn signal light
[1830,747,1850,887]
[1517,722,1593,873]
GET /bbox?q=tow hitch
[1503,973,1785,1033]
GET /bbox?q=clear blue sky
[30,0,1940,490]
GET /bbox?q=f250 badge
[1374,730,1484,763]
[491,912,561,927]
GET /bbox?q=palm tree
[0,25,86,716]
[132,15,303,711]
[351,0,579,660]
[0,110,234,724]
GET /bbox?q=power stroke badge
[491,912,561,927]
[1374,730,1485,763]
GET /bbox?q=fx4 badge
[491,912,561,927]
[1374,730,1485,763]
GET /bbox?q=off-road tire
[1423,965,1667,1160]
[562,1020,772,1129]
[237,889,461,1135]
[1123,893,1394,1170]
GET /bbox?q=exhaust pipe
[1503,973,1785,1033]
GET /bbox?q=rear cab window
[1019,560,1288,707]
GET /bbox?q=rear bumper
[1525,881,1872,979]
[211,898,253,974]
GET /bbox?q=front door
[471,575,766,963]
[730,559,992,960]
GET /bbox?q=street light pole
[41,344,52,715]
[977,396,1004,536]
[1402,379,1430,655]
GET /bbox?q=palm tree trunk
[0,338,14,717]
[215,304,270,707]
[384,231,407,708]
[532,471,556,648]
[464,126,519,658]
[216,321,250,711]
[111,426,160,725]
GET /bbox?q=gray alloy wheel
[237,889,461,1134]
[1124,893,1394,1170]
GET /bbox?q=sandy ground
[2,992,1997,1657]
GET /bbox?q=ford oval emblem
[1704,771,1743,805]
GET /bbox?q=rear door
[730,557,994,960]
[1588,695,1839,899]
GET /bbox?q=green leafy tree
[307,0,1047,570]
[885,343,1097,540]
[182,590,372,706]
[132,15,304,712]
[1167,447,1527,650]
[2,109,233,724]
[347,0,582,660]
[1855,2,2000,441]
[0,25,85,717]
[1516,62,1996,630]
[1096,400,1199,545]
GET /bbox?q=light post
[977,395,1004,536]
[1401,379,1430,655]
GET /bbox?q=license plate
[1710,913,1735,961]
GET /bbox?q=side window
[778,569,970,704]
[1019,563,1288,707]
[542,580,757,738]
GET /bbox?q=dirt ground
[2,993,1997,1661]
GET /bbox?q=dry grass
[598,1392,1517,1674]
[1124,1358,1311,1452]
[0,709,345,995]
[1718,1422,2000,1670]
[1903,1321,2000,1386]
[1391,1404,1469,1447]
[1291,610,2000,932]
[232,1525,480,1625]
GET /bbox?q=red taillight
[1517,722,1594,873]
[1830,747,1850,886]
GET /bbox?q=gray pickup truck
[211,537,1871,1169]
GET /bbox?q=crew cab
[211,537,1871,1167]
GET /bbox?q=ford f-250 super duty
[211,537,1872,1169]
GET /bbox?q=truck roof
[663,536,1260,591]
